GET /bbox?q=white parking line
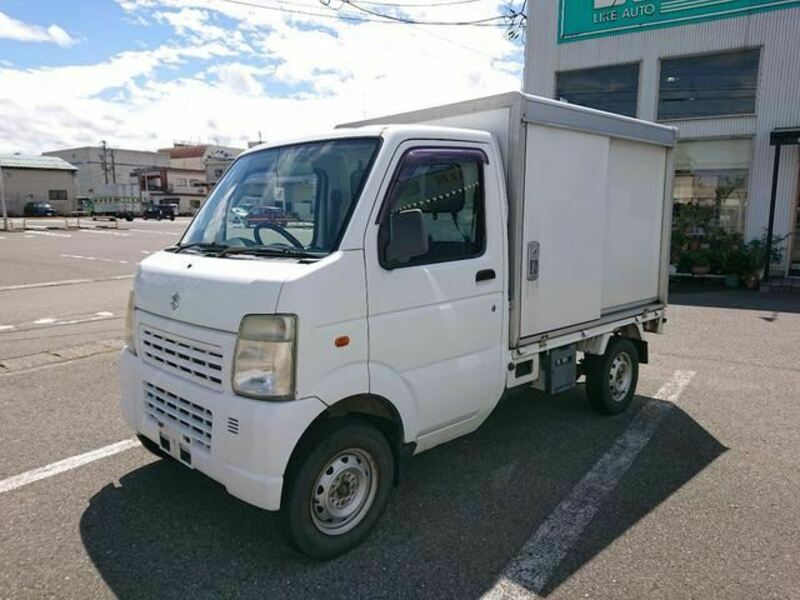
[25,230,72,238]
[0,439,140,495]
[60,254,133,265]
[0,311,117,333]
[128,228,182,236]
[79,229,129,237]
[0,274,134,292]
[482,370,697,599]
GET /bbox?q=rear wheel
[585,337,639,415]
[281,419,394,559]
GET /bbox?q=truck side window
[381,148,486,268]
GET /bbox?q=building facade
[43,146,170,202]
[0,155,78,216]
[143,144,242,214]
[526,1,800,276]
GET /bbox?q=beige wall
[1,168,77,216]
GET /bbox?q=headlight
[232,315,296,400]
[124,290,137,356]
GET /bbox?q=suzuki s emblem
[170,292,181,311]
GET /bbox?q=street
[1,223,800,599]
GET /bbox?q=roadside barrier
[2,216,124,231]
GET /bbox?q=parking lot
[1,221,799,599]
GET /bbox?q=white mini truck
[120,92,677,558]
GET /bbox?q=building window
[214,168,224,178]
[48,190,68,201]
[658,49,760,120]
[556,63,639,117]
[671,139,751,270]
[176,178,187,186]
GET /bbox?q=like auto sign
[558,0,800,43]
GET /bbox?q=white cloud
[0,11,77,47]
[0,1,523,153]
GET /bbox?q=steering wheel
[253,223,304,249]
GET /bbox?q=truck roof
[238,124,494,159]
[341,90,677,148]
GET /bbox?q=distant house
[0,155,78,216]
[143,144,243,215]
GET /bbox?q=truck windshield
[180,137,380,256]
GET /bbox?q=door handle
[476,269,496,282]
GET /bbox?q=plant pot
[724,274,740,289]
[691,265,710,275]
[743,273,760,290]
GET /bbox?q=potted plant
[723,245,751,289]
[676,250,694,274]
[691,249,712,276]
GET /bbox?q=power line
[214,0,510,25]
[335,0,509,25]
[354,0,480,6]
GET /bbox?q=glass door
[790,169,800,277]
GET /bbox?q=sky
[0,0,523,154]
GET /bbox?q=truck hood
[134,251,311,332]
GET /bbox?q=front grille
[140,326,224,389]
[144,382,213,453]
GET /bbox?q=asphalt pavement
[1,222,799,599]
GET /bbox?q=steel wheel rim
[310,448,378,536]
[608,351,633,403]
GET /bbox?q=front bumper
[119,349,327,511]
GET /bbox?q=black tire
[137,434,167,459]
[281,418,394,560]
[585,336,639,415]
[169,214,175,221]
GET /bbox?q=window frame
[377,146,489,271]
[657,48,762,122]
[554,62,641,118]
[48,190,68,201]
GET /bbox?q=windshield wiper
[217,245,323,260]
[168,242,228,254]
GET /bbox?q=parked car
[23,201,57,217]
[142,205,176,221]
[244,205,290,228]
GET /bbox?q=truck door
[365,142,505,447]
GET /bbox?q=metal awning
[770,128,800,146]
[763,127,800,282]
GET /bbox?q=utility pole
[101,140,109,185]
[110,149,117,184]
[0,165,8,231]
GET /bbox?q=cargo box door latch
[527,241,540,281]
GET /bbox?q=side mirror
[384,209,428,265]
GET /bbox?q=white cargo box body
[343,92,677,348]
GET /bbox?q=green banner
[559,0,800,43]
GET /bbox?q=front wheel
[585,337,639,415]
[281,419,394,559]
